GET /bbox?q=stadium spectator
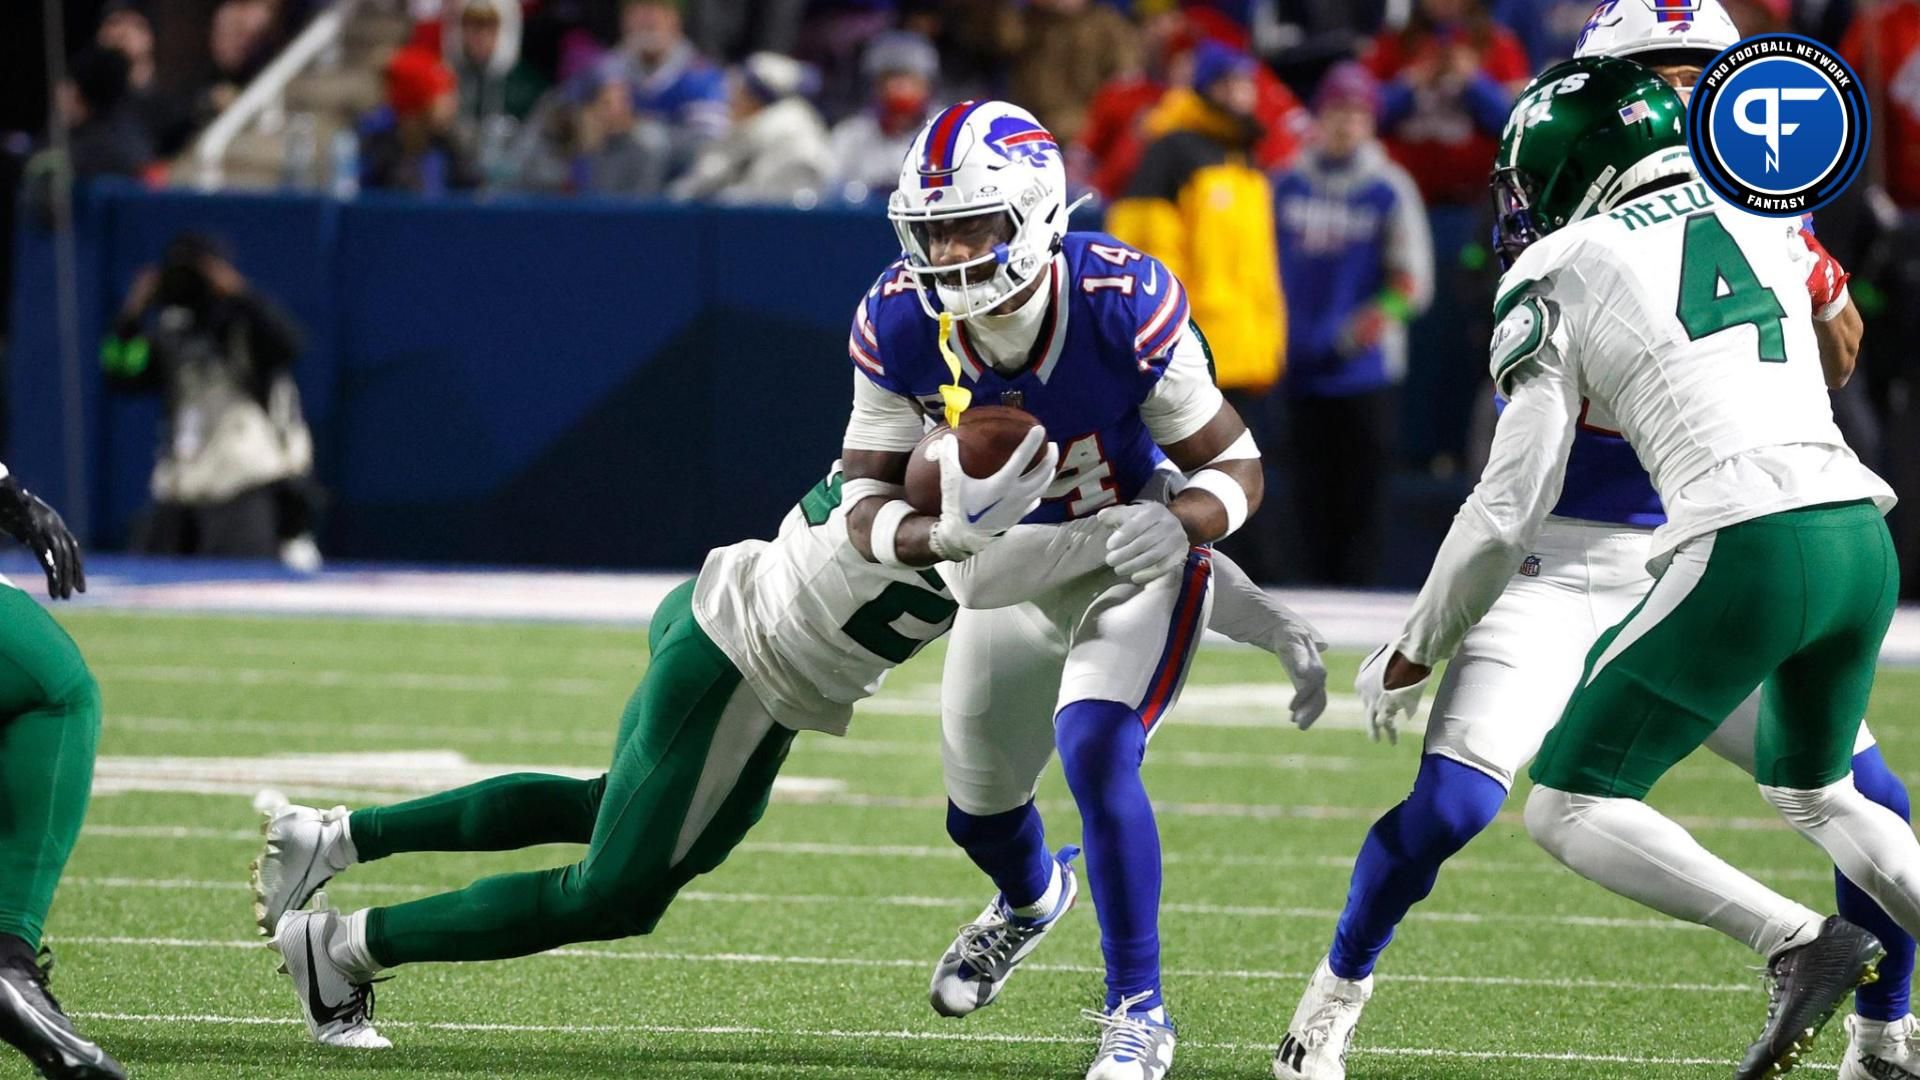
[557,62,674,196]
[955,0,1143,144]
[613,0,729,179]
[1260,0,1392,91]
[101,233,322,567]
[58,47,155,179]
[1274,62,1432,585]
[685,0,808,62]
[1724,0,1791,33]
[826,30,939,201]
[1074,11,1308,201]
[1106,41,1286,579]
[446,0,546,153]
[1843,1,1920,208]
[189,0,277,132]
[1488,0,1606,68]
[360,48,483,195]
[96,1,195,158]
[1364,0,1526,205]
[669,52,830,204]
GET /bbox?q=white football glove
[1354,643,1429,746]
[1096,501,1190,584]
[928,426,1058,561]
[1271,604,1330,730]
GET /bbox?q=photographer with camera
[100,233,322,569]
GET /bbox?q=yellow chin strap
[936,312,973,428]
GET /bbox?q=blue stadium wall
[8,183,1474,581]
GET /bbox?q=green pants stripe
[1532,500,1898,798]
[358,579,795,966]
[0,585,100,950]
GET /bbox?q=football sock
[1843,747,1915,1021]
[946,800,1055,911]
[1329,754,1506,980]
[1012,858,1063,920]
[1764,777,1920,950]
[1526,786,1819,957]
[349,773,605,861]
[1056,699,1162,1011]
[329,909,381,979]
[0,678,99,952]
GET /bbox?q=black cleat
[1737,915,1885,1080]
[0,949,125,1080]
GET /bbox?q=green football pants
[357,580,795,966]
[0,585,100,950]
[1532,500,1898,798]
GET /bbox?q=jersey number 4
[1675,213,1788,364]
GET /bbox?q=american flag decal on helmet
[1619,100,1653,124]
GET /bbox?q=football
[904,405,1045,514]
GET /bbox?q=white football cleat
[272,904,389,1049]
[1084,990,1175,1080]
[1841,1013,1920,1079]
[252,801,355,936]
[929,846,1078,1018]
[1273,955,1373,1080]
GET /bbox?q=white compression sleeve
[939,519,1109,609]
[1398,357,1580,666]
[1140,329,1224,446]
[843,371,927,454]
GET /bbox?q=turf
[21,608,1920,1079]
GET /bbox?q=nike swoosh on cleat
[966,499,1004,524]
[0,979,104,1063]
[304,925,357,1028]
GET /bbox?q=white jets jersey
[1490,180,1893,559]
[692,471,957,736]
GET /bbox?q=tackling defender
[254,460,1327,1050]
[0,466,123,1080]
[1272,7,1917,1080]
[838,100,1282,1080]
[1346,57,1920,1080]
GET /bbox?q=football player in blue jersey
[837,99,1318,1080]
[1272,5,1915,1080]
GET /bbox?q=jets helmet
[1491,55,1693,266]
[888,100,1070,320]
[1574,0,1741,74]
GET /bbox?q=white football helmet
[887,100,1070,320]
[1574,0,1741,71]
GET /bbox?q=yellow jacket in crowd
[1105,88,1286,392]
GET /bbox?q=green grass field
[23,608,1920,1079]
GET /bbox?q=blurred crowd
[13,0,1920,588]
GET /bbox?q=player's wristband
[1186,469,1249,539]
[1814,282,1851,323]
[869,498,916,567]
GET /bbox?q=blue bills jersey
[1492,395,1666,528]
[849,233,1193,523]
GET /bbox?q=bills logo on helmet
[983,116,1060,166]
[1577,0,1622,50]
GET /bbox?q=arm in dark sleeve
[234,292,305,374]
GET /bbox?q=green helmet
[1491,55,1692,267]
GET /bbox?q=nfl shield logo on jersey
[1520,555,1542,577]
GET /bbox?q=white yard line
[59,876,1694,930]
[61,1009,1808,1069]
[55,935,1751,993]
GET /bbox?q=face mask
[879,85,929,121]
